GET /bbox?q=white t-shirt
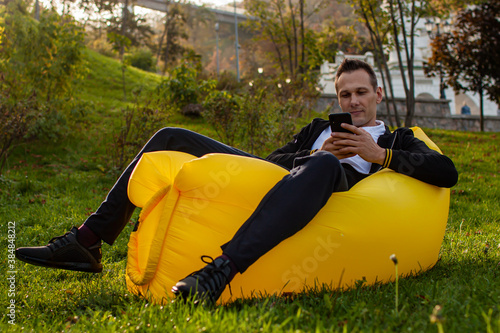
[311,120,386,174]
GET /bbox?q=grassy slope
[0,50,499,332]
[78,49,162,110]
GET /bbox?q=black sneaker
[15,227,102,273]
[172,256,232,304]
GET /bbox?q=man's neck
[360,120,383,128]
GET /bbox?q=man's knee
[305,151,342,173]
[153,127,188,139]
[310,151,347,191]
[151,127,203,145]
[143,127,190,152]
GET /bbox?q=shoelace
[197,255,233,302]
[47,231,72,250]
[45,230,101,261]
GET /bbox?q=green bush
[0,1,87,173]
[87,36,116,58]
[239,80,299,156]
[0,89,38,172]
[125,47,156,72]
[107,90,174,173]
[157,62,216,114]
[214,71,245,92]
[238,84,277,156]
[1,4,86,103]
[203,91,241,146]
[202,78,299,157]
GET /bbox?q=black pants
[85,128,361,273]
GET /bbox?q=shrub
[0,88,38,173]
[238,85,275,156]
[157,62,216,115]
[1,4,86,103]
[125,47,156,72]
[238,79,298,156]
[215,71,245,92]
[0,1,86,173]
[107,91,174,173]
[202,79,300,157]
[87,36,116,58]
[202,91,241,147]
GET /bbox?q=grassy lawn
[1,51,499,332]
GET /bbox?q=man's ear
[376,86,383,104]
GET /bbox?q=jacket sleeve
[385,129,458,188]
[265,122,317,170]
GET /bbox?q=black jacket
[266,118,458,188]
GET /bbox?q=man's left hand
[331,123,386,165]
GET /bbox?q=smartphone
[329,113,353,133]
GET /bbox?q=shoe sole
[171,287,207,305]
[15,251,103,273]
[172,284,223,305]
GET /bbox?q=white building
[319,20,499,116]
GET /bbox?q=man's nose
[351,94,360,105]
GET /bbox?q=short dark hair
[335,58,378,93]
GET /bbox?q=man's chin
[351,118,365,127]
[352,115,377,127]
[350,112,364,125]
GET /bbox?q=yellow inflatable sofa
[125,127,450,304]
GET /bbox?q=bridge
[131,0,252,24]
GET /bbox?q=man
[16,59,458,305]
[461,102,471,115]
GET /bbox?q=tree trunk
[288,0,298,72]
[156,23,167,72]
[120,0,128,59]
[276,0,294,76]
[375,46,395,127]
[162,14,174,74]
[368,1,401,127]
[359,2,394,127]
[402,0,417,127]
[389,0,411,126]
[269,30,286,72]
[156,2,170,73]
[121,0,129,100]
[382,56,401,127]
[362,0,401,127]
[299,0,305,74]
[479,81,484,131]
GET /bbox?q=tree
[242,0,325,118]
[353,0,401,127]
[106,0,154,98]
[243,0,322,78]
[0,0,86,173]
[387,0,431,127]
[425,0,500,131]
[2,2,86,103]
[105,1,153,52]
[352,0,431,126]
[155,0,189,73]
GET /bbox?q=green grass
[77,49,163,109]
[1,51,499,332]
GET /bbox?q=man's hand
[320,123,386,164]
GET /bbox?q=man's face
[336,69,383,127]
